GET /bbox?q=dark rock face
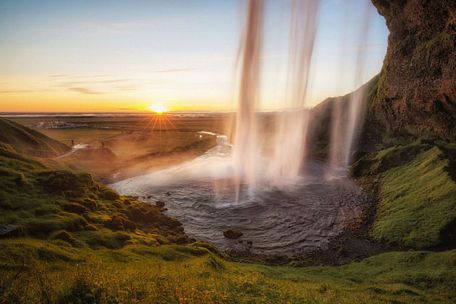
[370,0,456,140]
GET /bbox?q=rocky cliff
[370,0,456,141]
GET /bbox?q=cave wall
[370,0,456,140]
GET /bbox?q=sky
[0,0,388,113]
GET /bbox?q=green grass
[0,239,454,303]
[0,136,187,251]
[354,142,456,248]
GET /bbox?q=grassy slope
[0,140,189,251]
[0,239,454,304]
[353,141,456,248]
[374,147,456,248]
[0,118,69,157]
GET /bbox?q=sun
[148,104,168,114]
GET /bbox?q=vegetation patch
[353,142,456,248]
[0,240,454,303]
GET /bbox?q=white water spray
[268,0,319,185]
[233,0,319,189]
[329,1,373,170]
[232,0,374,190]
[233,0,264,195]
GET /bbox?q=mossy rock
[79,198,98,211]
[61,202,89,215]
[104,216,126,231]
[103,215,136,231]
[26,215,89,236]
[38,170,94,197]
[52,230,79,246]
[99,188,119,200]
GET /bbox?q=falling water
[233,0,264,195]
[234,0,373,189]
[329,1,372,170]
[268,0,319,185]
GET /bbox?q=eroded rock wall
[370,0,456,140]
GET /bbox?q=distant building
[35,120,88,129]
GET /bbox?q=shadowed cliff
[370,0,456,140]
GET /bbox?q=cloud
[53,78,133,90]
[116,107,137,111]
[49,74,68,78]
[68,87,103,95]
[0,89,52,94]
[153,68,196,73]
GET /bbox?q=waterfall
[233,0,373,191]
[233,0,264,196]
[268,0,319,186]
[329,0,373,171]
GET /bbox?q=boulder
[223,229,243,239]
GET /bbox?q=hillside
[0,118,70,157]
[0,128,189,247]
[352,140,456,249]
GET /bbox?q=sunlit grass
[0,239,455,303]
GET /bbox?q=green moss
[371,146,456,248]
[369,55,389,110]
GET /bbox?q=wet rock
[223,229,243,239]
[155,201,165,208]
